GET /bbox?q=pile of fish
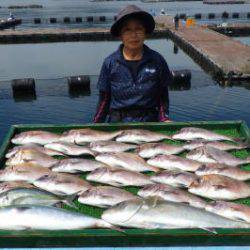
[0,126,249,232]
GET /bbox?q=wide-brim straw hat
[111,5,155,37]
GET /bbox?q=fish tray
[0,120,250,248]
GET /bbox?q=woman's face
[119,19,146,51]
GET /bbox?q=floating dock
[0,27,167,43]
[0,18,249,81]
[208,23,250,36]
[155,16,250,81]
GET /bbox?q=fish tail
[150,166,160,173]
[63,194,78,209]
[164,135,174,141]
[246,156,250,164]
[90,151,98,157]
[239,140,250,149]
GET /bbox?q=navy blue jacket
[93,44,173,123]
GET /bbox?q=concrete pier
[155,16,250,81]
[0,18,249,81]
[0,28,167,43]
[208,23,250,36]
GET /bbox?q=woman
[93,5,173,123]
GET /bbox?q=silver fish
[115,129,172,144]
[183,140,249,151]
[0,163,52,183]
[0,181,34,194]
[136,143,185,158]
[0,187,75,207]
[172,127,238,142]
[186,146,250,167]
[0,205,115,230]
[11,131,60,145]
[151,170,198,188]
[205,201,250,223]
[33,173,91,195]
[59,128,122,144]
[102,197,250,229]
[78,186,136,208]
[138,183,207,208]
[44,142,95,156]
[6,149,58,168]
[86,167,153,187]
[147,154,202,172]
[96,152,159,172]
[6,143,63,158]
[89,141,137,153]
[195,163,250,181]
[52,158,109,173]
[189,174,250,200]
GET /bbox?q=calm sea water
[0,0,250,29]
[234,36,250,45]
[0,38,250,144]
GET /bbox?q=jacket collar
[115,43,153,66]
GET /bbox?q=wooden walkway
[155,16,250,81]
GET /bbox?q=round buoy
[50,18,57,23]
[222,12,229,19]
[11,78,36,98]
[172,70,191,84]
[64,17,70,23]
[99,16,106,22]
[34,18,41,24]
[232,13,239,19]
[208,13,215,19]
[68,75,90,90]
[76,17,82,23]
[87,16,93,22]
[194,13,201,19]
[248,12,250,19]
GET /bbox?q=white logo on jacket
[145,68,156,74]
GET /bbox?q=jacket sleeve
[93,91,111,123]
[158,57,173,122]
[93,61,111,123]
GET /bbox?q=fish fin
[200,227,217,234]
[110,225,125,233]
[63,194,78,209]
[176,183,187,188]
[100,218,125,233]
[54,191,68,196]
[14,206,32,212]
[232,216,247,223]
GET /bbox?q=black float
[99,16,106,22]
[67,75,91,97]
[76,17,82,23]
[87,16,94,22]
[64,17,70,23]
[50,18,57,23]
[34,18,41,24]
[11,78,36,101]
